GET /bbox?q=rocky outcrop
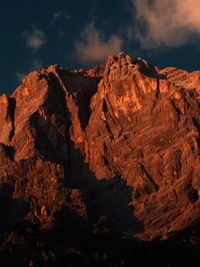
[85,52,200,239]
[1,52,200,265]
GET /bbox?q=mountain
[1,52,200,266]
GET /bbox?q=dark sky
[1,0,200,95]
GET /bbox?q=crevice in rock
[105,94,123,131]
[139,164,159,192]
[134,58,166,79]
[50,68,101,130]
[8,97,16,142]
[102,143,121,177]
[3,144,15,161]
[46,72,74,175]
[105,122,115,141]
[189,188,198,203]
[169,98,181,120]
[78,77,100,129]
[156,78,160,99]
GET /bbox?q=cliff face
[1,52,200,263]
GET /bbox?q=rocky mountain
[1,52,200,266]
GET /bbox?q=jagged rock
[1,52,200,253]
[0,94,15,144]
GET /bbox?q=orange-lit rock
[1,52,200,242]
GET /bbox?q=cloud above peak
[24,28,46,51]
[74,23,122,64]
[133,0,200,48]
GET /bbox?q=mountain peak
[1,52,200,264]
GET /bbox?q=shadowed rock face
[1,52,200,265]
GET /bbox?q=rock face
[1,52,200,265]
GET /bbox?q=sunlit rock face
[1,52,200,242]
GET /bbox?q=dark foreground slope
[1,52,200,265]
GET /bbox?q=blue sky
[1,0,200,94]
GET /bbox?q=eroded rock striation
[1,52,200,265]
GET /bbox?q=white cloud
[74,23,122,64]
[24,28,46,50]
[132,0,200,48]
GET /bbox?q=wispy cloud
[51,11,62,25]
[132,0,200,48]
[32,59,43,69]
[50,11,71,25]
[24,28,46,51]
[74,22,122,64]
